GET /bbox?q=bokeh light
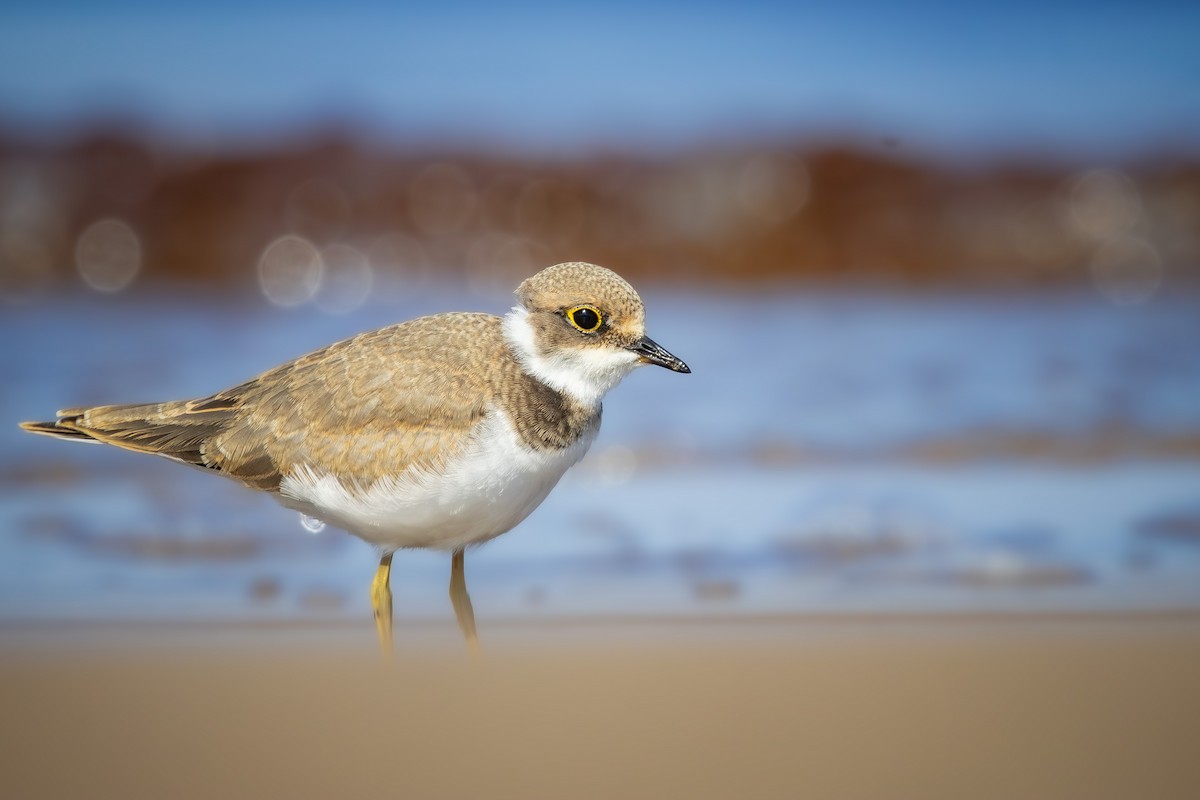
[257,234,322,307]
[734,154,809,228]
[1067,169,1141,240]
[75,218,141,293]
[314,243,373,314]
[1090,235,1163,305]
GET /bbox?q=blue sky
[1,0,1198,157]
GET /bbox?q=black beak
[630,335,691,373]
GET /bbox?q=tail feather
[19,418,99,442]
[19,399,237,469]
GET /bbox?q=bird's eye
[566,305,603,333]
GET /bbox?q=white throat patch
[501,306,640,408]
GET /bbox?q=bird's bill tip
[630,335,690,373]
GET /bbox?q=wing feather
[21,313,508,493]
[208,313,504,489]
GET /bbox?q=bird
[20,262,690,656]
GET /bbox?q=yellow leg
[370,551,394,661]
[450,549,480,658]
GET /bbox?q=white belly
[277,407,597,552]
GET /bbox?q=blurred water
[2,285,1199,622]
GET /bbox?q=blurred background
[2,0,1199,626]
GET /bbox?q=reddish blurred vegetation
[2,129,1198,298]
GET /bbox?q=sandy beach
[3,615,1198,800]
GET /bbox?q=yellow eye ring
[565,305,603,333]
